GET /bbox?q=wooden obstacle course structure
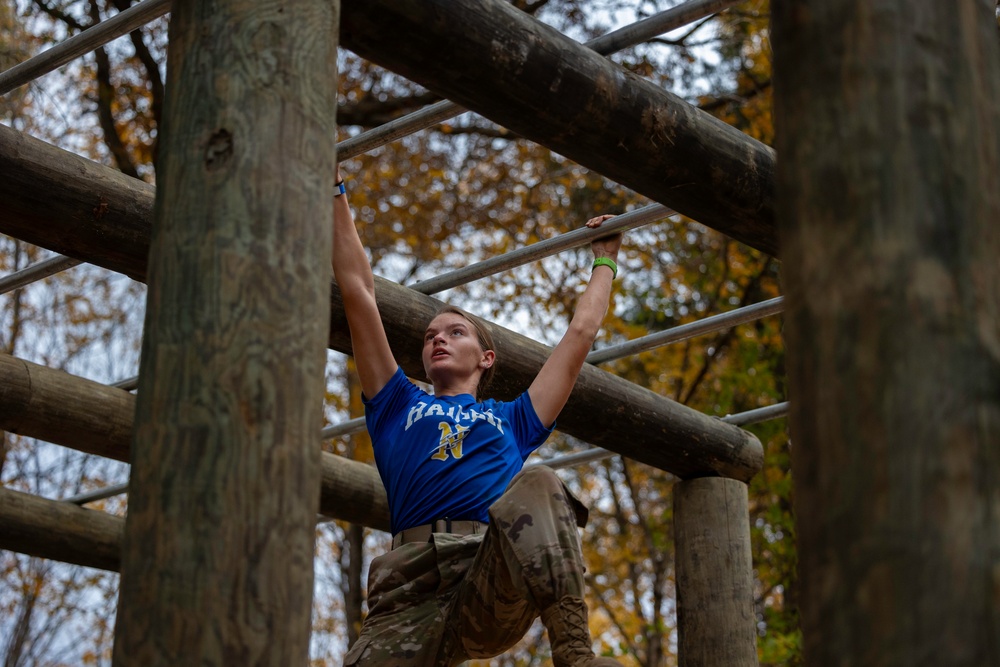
[0,0,765,660]
[2,0,996,665]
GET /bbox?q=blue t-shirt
[364,367,553,535]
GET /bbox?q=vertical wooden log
[674,477,758,667]
[772,1,1000,665]
[112,0,339,663]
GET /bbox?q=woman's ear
[480,350,496,369]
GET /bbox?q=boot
[540,596,622,666]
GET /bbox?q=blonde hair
[431,306,497,398]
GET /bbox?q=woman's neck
[432,377,479,399]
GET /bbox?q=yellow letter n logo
[431,422,470,461]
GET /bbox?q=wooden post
[673,477,758,667]
[772,0,1000,664]
[111,0,339,664]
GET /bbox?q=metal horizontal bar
[0,0,170,96]
[535,400,789,471]
[338,99,461,160]
[410,203,674,295]
[320,416,366,440]
[64,481,129,505]
[112,375,139,391]
[585,0,740,55]
[721,401,789,427]
[0,255,83,295]
[336,0,740,161]
[587,296,785,365]
[528,446,618,471]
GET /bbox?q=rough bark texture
[673,477,758,667]
[339,0,778,256]
[772,1,1000,664]
[0,125,764,482]
[111,0,339,664]
[0,352,390,530]
[0,487,123,572]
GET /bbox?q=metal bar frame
[587,296,785,364]
[10,0,777,507]
[410,203,673,295]
[0,0,740,295]
[536,400,789,471]
[0,0,171,96]
[0,255,83,295]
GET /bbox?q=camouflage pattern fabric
[344,466,589,666]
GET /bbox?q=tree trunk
[111,0,339,664]
[345,523,365,648]
[342,363,368,648]
[772,0,1000,664]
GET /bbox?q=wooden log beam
[0,353,135,462]
[2,483,397,576]
[339,0,778,256]
[0,486,123,572]
[0,125,763,482]
[772,0,1000,664]
[0,352,391,531]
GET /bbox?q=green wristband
[592,257,618,279]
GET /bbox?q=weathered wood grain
[111,0,340,664]
[773,0,1000,664]
[674,477,757,667]
[0,487,123,573]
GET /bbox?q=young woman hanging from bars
[332,164,624,667]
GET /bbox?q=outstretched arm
[332,167,397,398]
[528,214,623,428]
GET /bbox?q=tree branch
[31,0,86,31]
[109,0,164,160]
[680,255,769,405]
[87,0,139,178]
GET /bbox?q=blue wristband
[335,180,346,197]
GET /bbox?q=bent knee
[494,466,568,518]
[508,465,561,492]
[500,465,588,529]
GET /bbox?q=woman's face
[422,312,493,386]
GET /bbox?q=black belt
[391,519,485,549]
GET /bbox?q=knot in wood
[205,129,233,171]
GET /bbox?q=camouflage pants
[344,466,589,666]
